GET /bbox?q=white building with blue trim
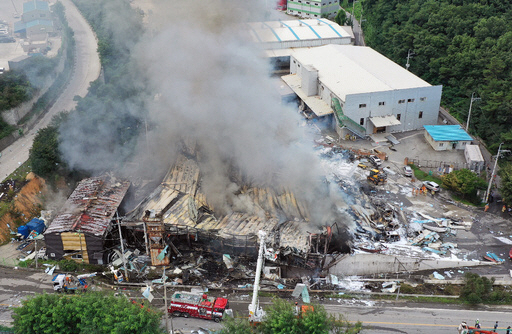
[424,125,473,151]
[282,44,443,139]
[287,0,340,19]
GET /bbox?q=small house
[423,125,472,151]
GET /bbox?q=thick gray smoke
[135,0,350,223]
[60,0,353,225]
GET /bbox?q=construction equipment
[249,230,267,323]
[367,169,387,185]
[168,292,230,323]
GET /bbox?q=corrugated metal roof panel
[45,175,130,237]
[424,125,473,141]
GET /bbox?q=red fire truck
[168,292,230,323]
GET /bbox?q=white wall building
[464,144,485,173]
[282,45,443,138]
[287,0,340,19]
[246,19,353,72]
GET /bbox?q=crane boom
[249,230,266,322]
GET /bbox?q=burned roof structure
[45,175,131,264]
[124,154,337,268]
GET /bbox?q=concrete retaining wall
[328,253,492,276]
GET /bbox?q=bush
[58,259,78,272]
[459,273,494,304]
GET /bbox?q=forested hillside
[363,0,512,152]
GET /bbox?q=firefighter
[458,321,468,334]
[294,302,300,317]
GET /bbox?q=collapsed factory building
[44,175,131,264]
[121,153,349,275]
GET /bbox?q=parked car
[403,165,413,177]
[423,181,440,192]
[369,155,382,167]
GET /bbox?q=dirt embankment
[0,172,47,243]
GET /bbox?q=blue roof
[424,125,473,141]
[23,0,50,13]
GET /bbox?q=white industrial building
[246,19,353,71]
[282,44,443,139]
[287,0,340,19]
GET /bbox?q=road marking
[361,320,456,327]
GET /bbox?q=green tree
[12,292,164,334]
[259,299,302,334]
[499,163,512,206]
[217,316,253,334]
[0,70,33,111]
[29,126,61,178]
[257,299,362,334]
[441,169,487,204]
[459,272,494,304]
[335,9,349,26]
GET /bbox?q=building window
[439,143,444,147]
[360,118,364,125]
[359,104,366,108]
[396,114,401,121]
[71,254,83,259]
[379,101,385,106]
[408,98,415,102]
[398,99,405,104]
[462,142,466,145]
[419,111,423,119]
[420,97,427,101]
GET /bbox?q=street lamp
[405,49,415,71]
[485,142,505,203]
[466,92,481,133]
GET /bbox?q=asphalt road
[1,266,512,333]
[0,0,100,180]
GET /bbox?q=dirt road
[0,0,100,180]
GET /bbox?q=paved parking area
[328,129,468,171]
[0,0,25,70]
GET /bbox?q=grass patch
[410,164,443,184]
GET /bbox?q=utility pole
[116,212,129,281]
[162,267,174,334]
[34,239,38,269]
[466,92,481,133]
[77,229,84,264]
[163,267,169,334]
[485,142,503,204]
[405,49,415,71]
